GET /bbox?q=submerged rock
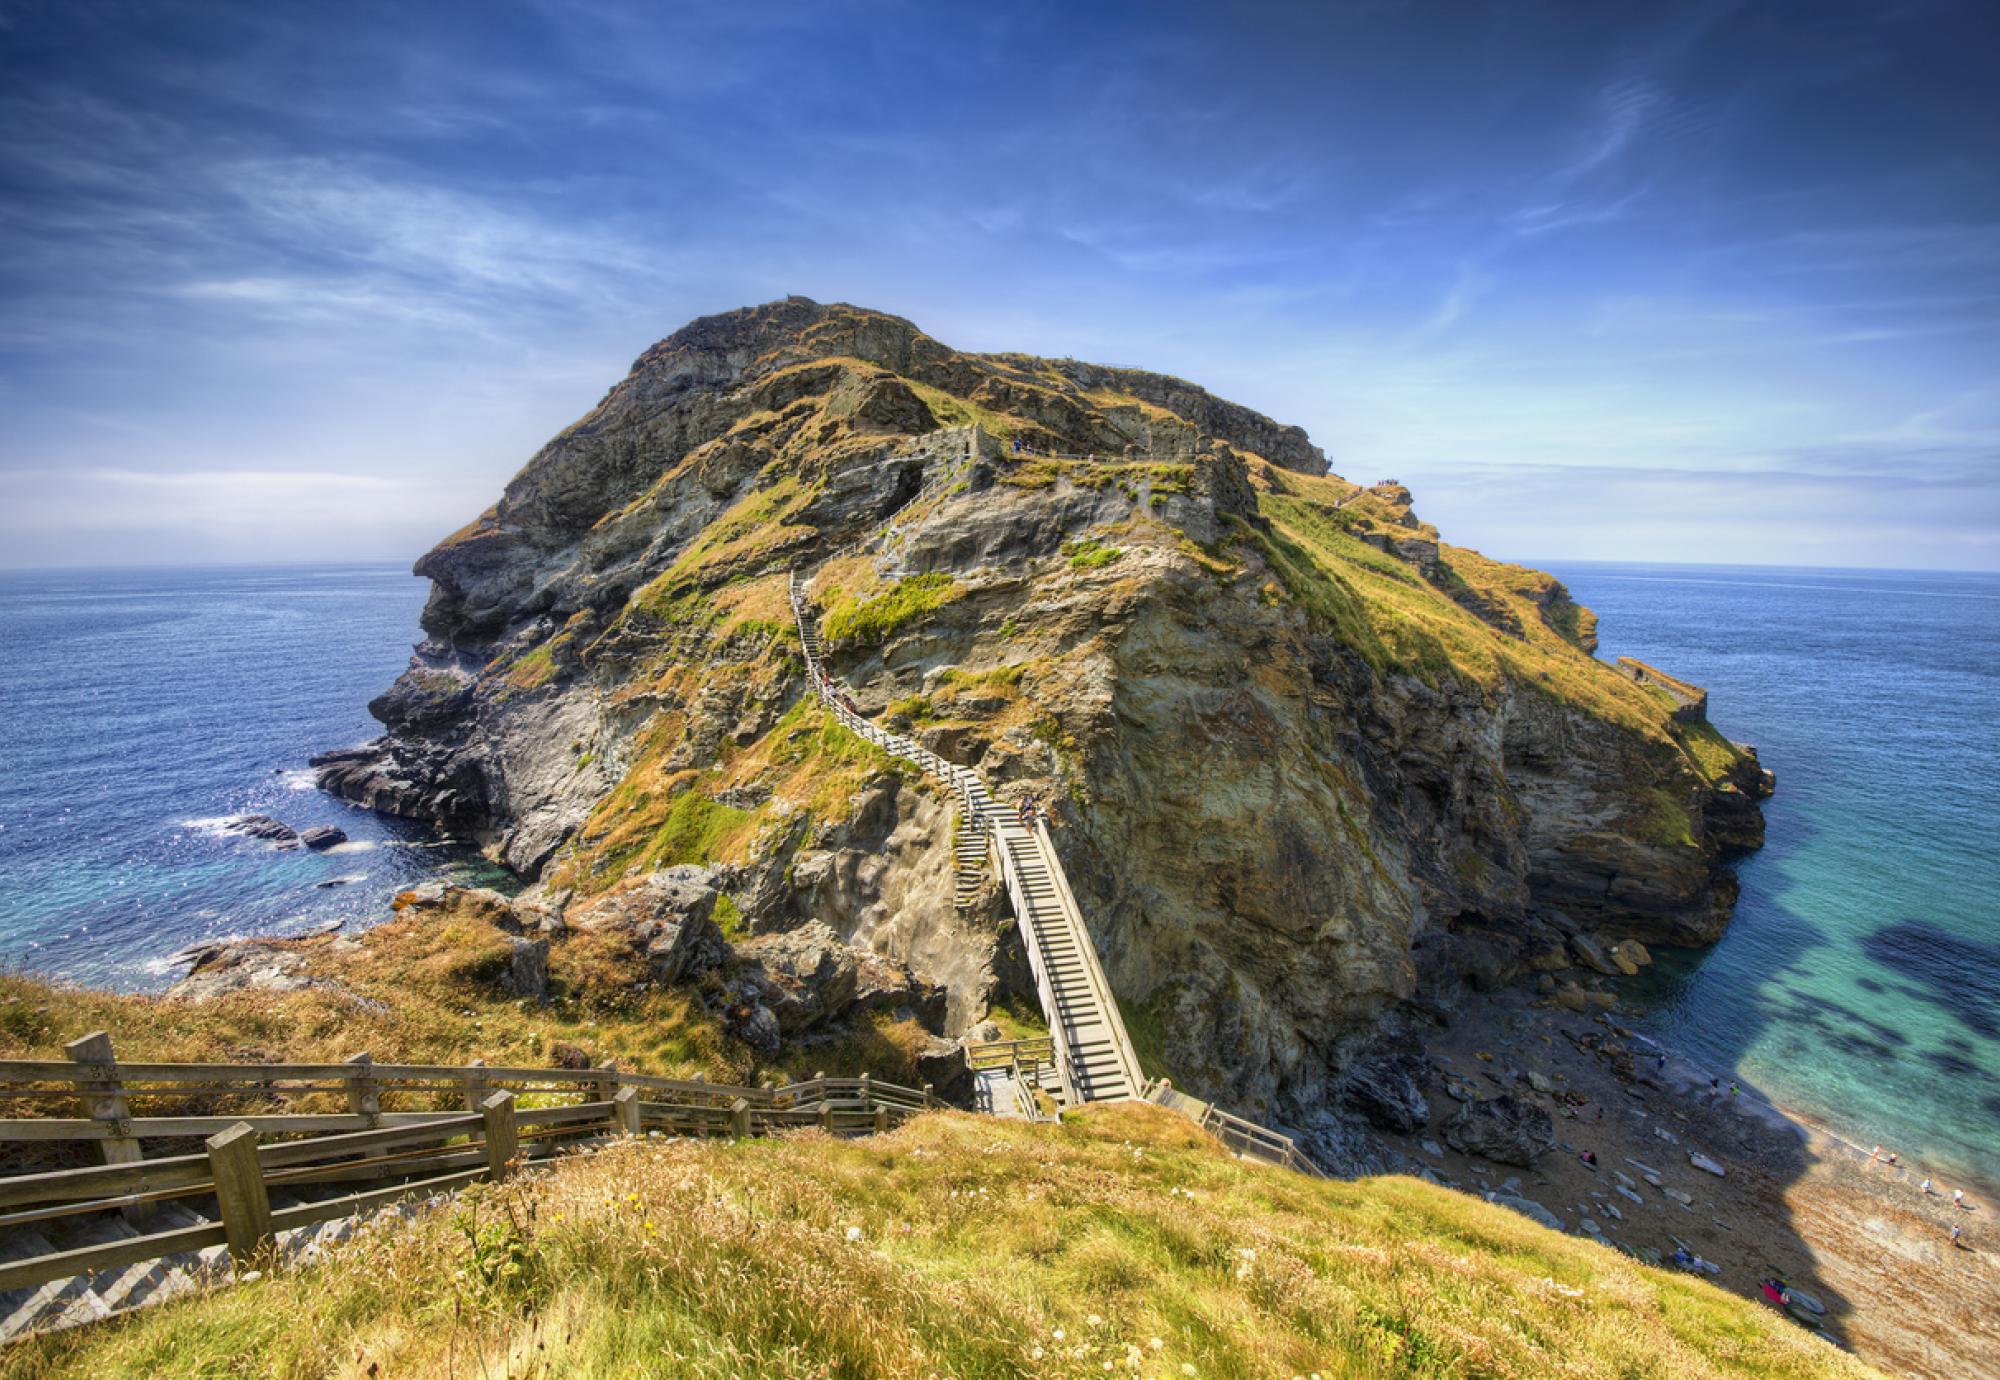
[224,814,299,847]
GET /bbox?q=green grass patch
[1063,537,1124,571]
[821,573,957,647]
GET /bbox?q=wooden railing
[0,1040,943,1305]
[1142,1079,1323,1177]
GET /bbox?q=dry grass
[0,905,745,1096]
[6,1103,1879,1379]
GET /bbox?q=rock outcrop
[318,298,1770,1126]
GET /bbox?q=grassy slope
[8,1103,1874,1380]
[1248,469,1749,770]
[0,888,939,1113]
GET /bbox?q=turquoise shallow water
[1547,562,2000,1198]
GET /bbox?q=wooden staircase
[790,570,1145,1108]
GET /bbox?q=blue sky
[1,0,1995,570]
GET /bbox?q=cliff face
[319,297,1770,1119]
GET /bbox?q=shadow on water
[1861,920,2000,1041]
[1617,798,1874,1351]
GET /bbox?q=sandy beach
[1385,985,2000,1379]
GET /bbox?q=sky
[1,0,1996,571]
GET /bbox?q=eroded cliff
[317,297,1770,1128]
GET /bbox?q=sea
[1546,561,2000,1199]
[0,560,1995,1192]
[0,564,509,992]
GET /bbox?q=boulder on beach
[1444,1094,1556,1166]
[1339,1051,1432,1133]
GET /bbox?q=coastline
[1398,982,2000,1380]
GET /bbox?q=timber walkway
[790,571,1146,1107]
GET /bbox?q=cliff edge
[316,297,1772,1134]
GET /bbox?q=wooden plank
[268,1167,487,1234]
[273,1147,487,1189]
[0,1218,229,1294]
[0,1150,212,1208]
[482,1092,517,1181]
[515,1101,615,1130]
[257,1113,483,1168]
[207,1123,273,1269]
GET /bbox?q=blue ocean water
[0,564,505,990]
[1547,562,2000,1197]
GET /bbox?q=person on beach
[1871,1146,1882,1163]
[1951,1223,1964,1249]
[1953,1189,1966,1209]
[1922,1178,1934,1196]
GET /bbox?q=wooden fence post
[922,1083,934,1108]
[205,1123,272,1270]
[874,1106,889,1135]
[593,1059,619,1105]
[65,1032,145,1222]
[481,1091,518,1181]
[344,1053,380,1127]
[857,1072,871,1105]
[461,1058,489,1112]
[729,1098,751,1139]
[818,1103,833,1134]
[613,1086,641,1137]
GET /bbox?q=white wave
[326,839,377,853]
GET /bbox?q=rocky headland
[304,296,1774,1146]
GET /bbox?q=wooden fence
[0,1036,940,1302]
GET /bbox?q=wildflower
[1182,1366,1199,1377]
[1053,1328,1066,1341]
[846,1225,863,1241]
[1031,1346,1044,1360]
[1150,1338,1164,1350]
[1088,1313,1104,1327]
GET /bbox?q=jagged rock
[569,867,727,983]
[913,1037,974,1106]
[1689,1152,1726,1177]
[1568,933,1623,977]
[732,922,857,1033]
[731,1003,782,1057]
[224,814,299,847]
[1339,1052,1431,1133]
[1444,1095,1555,1167]
[298,826,348,850]
[308,297,1770,1114]
[508,937,549,1002]
[1485,1191,1564,1232]
[1610,938,1652,971]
